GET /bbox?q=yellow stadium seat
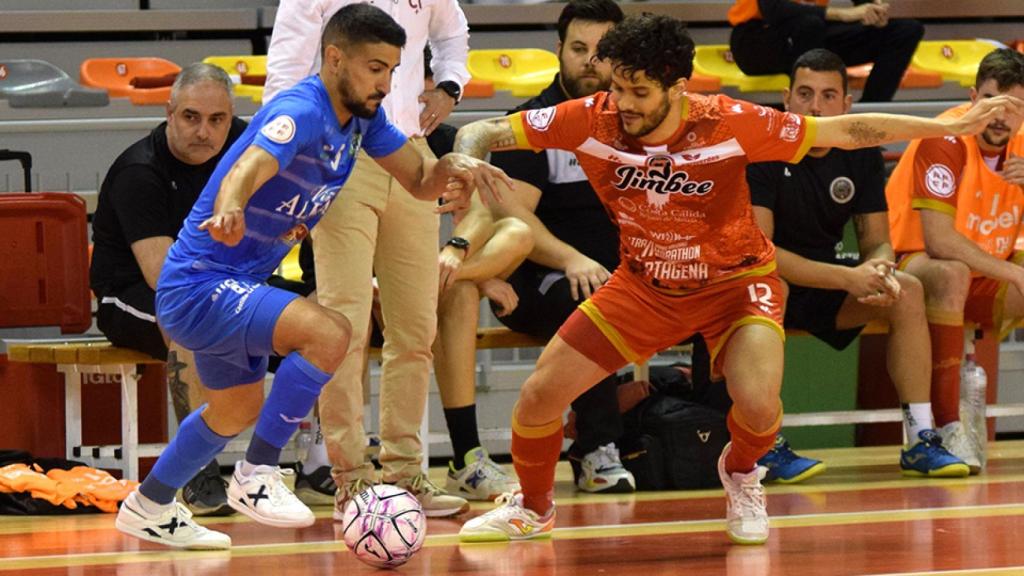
[911,40,1003,87]
[202,55,267,103]
[693,45,788,93]
[467,49,558,98]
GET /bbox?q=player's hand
[438,245,466,292]
[564,253,611,301]
[950,95,1024,137]
[419,88,456,136]
[1001,154,1024,186]
[480,277,518,316]
[846,257,896,300]
[438,153,514,208]
[198,208,245,246]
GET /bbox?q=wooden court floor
[4,441,1024,576]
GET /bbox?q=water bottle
[960,331,988,470]
[296,421,313,464]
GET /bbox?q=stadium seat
[80,57,181,105]
[0,59,108,108]
[846,64,943,90]
[911,39,1004,87]
[687,73,722,93]
[467,49,558,98]
[203,55,267,103]
[693,45,788,93]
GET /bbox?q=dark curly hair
[595,13,695,88]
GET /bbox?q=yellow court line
[5,503,1024,571]
[866,567,1024,576]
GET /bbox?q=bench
[10,322,1024,479]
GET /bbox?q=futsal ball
[342,484,426,568]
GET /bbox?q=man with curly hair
[453,13,1022,545]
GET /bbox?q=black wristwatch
[436,80,462,105]
[445,236,470,252]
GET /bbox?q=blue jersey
[160,75,406,288]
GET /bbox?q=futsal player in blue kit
[114,3,511,550]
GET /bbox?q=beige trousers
[313,138,439,485]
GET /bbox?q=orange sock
[725,405,781,474]
[511,410,562,516]
[928,319,963,427]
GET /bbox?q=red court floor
[4,441,1024,576]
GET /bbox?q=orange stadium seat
[687,72,722,94]
[693,45,788,93]
[846,64,943,90]
[467,49,558,98]
[911,39,1003,87]
[203,55,267,103]
[79,57,181,105]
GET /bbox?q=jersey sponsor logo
[925,163,956,197]
[965,197,1020,240]
[261,115,297,144]
[616,196,706,224]
[829,176,856,204]
[627,236,702,262]
[779,114,802,143]
[644,260,709,281]
[612,156,714,209]
[275,185,342,221]
[525,106,556,132]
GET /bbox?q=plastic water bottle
[960,332,988,470]
[296,421,313,464]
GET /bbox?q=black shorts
[95,281,167,361]
[784,284,864,351]
[495,263,580,340]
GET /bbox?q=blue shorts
[156,275,299,389]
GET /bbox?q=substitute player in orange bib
[454,15,1023,545]
[887,48,1024,473]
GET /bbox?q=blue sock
[246,352,331,466]
[140,407,233,504]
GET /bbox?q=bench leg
[119,364,140,481]
[60,365,83,464]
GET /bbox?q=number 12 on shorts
[747,282,773,307]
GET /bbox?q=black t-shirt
[490,76,620,273]
[90,118,247,296]
[748,147,886,263]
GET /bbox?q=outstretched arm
[814,95,1024,150]
[453,116,521,160]
[199,145,280,246]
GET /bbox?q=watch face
[447,236,469,250]
[439,81,461,101]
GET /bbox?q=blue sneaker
[901,429,970,477]
[758,435,826,484]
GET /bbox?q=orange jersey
[887,103,1024,262]
[728,0,828,26]
[509,91,817,291]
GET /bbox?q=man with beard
[453,14,1021,545]
[91,63,246,516]
[113,4,507,550]
[264,0,474,518]
[486,0,638,494]
[887,48,1024,473]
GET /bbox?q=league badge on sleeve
[526,107,556,132]
[261,115,297,144]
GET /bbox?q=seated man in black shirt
[748,49,967,480]
[488,0,637,493]
[90,63,247,513]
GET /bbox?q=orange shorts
[557,265,785,379]
[898,251,1023,329]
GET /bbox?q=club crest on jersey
[526,107,556,132]
[829,176,855,204]
[925,163,956,197]
[280,223,309,244]
[612,155,714,209]
[261,115,296,144]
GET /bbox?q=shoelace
[488,492,530,519]
[406,473,444,496]
[479,457,514,482]
[590,444,624,473]
[343,478,372,500]
[251,467,300,507]
[734,477,767,519]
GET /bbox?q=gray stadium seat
[0,59,109,107]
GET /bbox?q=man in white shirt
[264,0,471,517]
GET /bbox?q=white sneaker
[572,443,636,493]
[446,447,520,501]
[939,421,982,474]
[395,472,469,518]
[718,443,769,545]
[115,491,231,550]
[459,492,555,543]
[227,462,315,528]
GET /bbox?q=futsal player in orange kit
[453,14,1023,545]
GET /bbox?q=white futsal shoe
[115,491,231,550]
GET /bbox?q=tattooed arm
[453,117,520,160]
[814,94,1024,150]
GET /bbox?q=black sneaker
[182,460,234,517]
[294,462,337,506]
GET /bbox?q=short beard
[562,71,608,99]
[981,129,1010,149]
[338,73,382,119]
[624,93,672,138]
